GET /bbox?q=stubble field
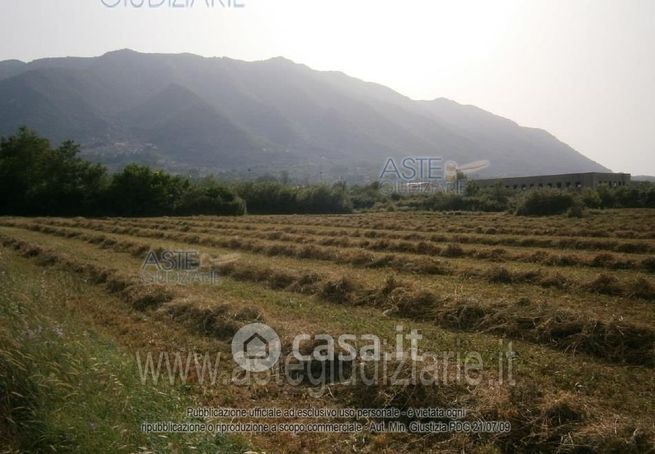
[0,210,653,453]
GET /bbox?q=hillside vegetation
[0,50,608,177]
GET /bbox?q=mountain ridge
[0,49,610,179]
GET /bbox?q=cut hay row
[73,217,655,274]
[0,233,423,449]
[17,219,455,275]
[3,226,653,367]
[5,235,651,453]
[168,211,655,240]
[349,377,653,453]
[0,233,262,344]
[16,220,655,302]
[100,215,655,255]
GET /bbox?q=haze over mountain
[0,49,609,180]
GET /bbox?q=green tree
[514,189,575,216]
[0,128,107,215]
[106,165,188,216]
[176,177,245,216]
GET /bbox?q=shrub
[581,187,602,209]
[566,198,586,218]
[515,189,575,216]
[175,178,245,216]
[234,181,353,214]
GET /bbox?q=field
[1,210,654,453]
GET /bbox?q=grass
[2,224,654,369]
[0,254,247,453]
[1,210,654,452]
[11,220,655,305]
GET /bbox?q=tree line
[2,128,653,217]
[0,128,352,216]
[383,180,655,216]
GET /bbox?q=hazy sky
[1,0,654,175]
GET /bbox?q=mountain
[0,49,609,179]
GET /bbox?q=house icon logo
[232,323,281,372]
[244,332,269,359]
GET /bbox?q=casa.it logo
[231,323,282,372]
